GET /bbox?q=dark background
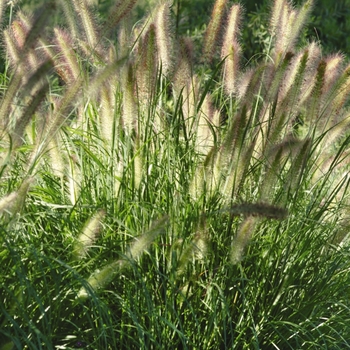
[3,0,350,63]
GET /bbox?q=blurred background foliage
[169,0,350,61]
[2,0,350,65]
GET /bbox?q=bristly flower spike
[58,0,79,37]
[230,216,258,264]
[99,82,117,145]
[221,4,243,96]
[73,209,106,260]
[154,1,174,76]
[173,37,193,97]
[203,0,228,63]
[332,64,350,114]
[77,216,168,299]
[0,177,34,221]
[72,0,99,49]
[297,42,322,105]
[285,0,313,52]
[122,62,137,134]
[270,0,313,62]
[54,28,81,83]
[104,0,138,32]
[136,24,158,104]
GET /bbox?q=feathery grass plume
[7,11,56,72]
[332,64,350,114]
[122,62,137,134]
[154,1,174,76]
[24,74,86,175]
[99,82,117,145]
[72,209,106,260]
[278,48,308,106]
[214,202,288,220]
[4,15,46,83]
[189,146,218,199]
[127,215,168,259]
[1,9,56,134]
[314,55,345,130]
[270,0,313,62]
[272,1,291,62]
[16,59,52,102]
[229,201,290,262]
[107,44,117,64]
[297,42,322,106]
[77,260,125,299]
[320,113,350,154]
[176,229,209,277]
[0,61,51,140]
[8,60,52,147]
[283,1,313,55]
[133,137,143,191]
[0,69,24,134]
[230,216,259,264]
[16,4,56,66]
[236,67,255,101]
[103,0,138,32]
[9,13,30,48]
[58,0,78,37]
[236,64,268,117]
[114,160,124,197]
[12,80,49,149]
[135,24,158,105]
[53,28,81,83]
[173,37,193,97]
[173,76,195,144]
[221,4,243,96]
[3,20,26,67]
[47,136,66,178]
[266,51,294,104]
[116,18,132,60]
[307,59,326,125]
[203,0,228,63]
[182,75,200,128]
[284,0,313,51]
[78,216,168,299]
[322,54,344,97]
[72,0,99,49]
[67,151,81,206]
[270,0,285,37]
[0,177,33,220]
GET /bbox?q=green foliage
[1,0,350,349]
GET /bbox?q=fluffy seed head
[154,1,174,75]
[231,216,258,264]
[203,0,228,63]
[221,4,243,96]
[73,209,106,260]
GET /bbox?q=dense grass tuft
[1,0,350,348]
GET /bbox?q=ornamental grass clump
[1,0,350,348]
